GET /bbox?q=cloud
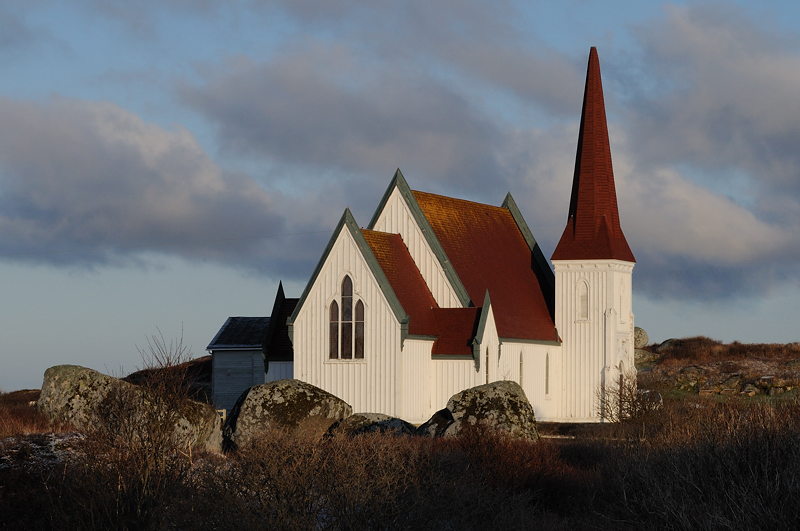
[605,4,800,299]
[628,5,800,191]
[0,97,288,268]
[181,43,509,194]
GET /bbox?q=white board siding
[500,342,560,421]
[478,305,500,385]
[431,359,480,413]
[212,349,265,412]
[293,228,402,416]
[266,361,294,382]
[553,260,634,421]
[400,339,433,424]
[371,188,461,308]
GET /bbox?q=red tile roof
[412,191,558,342]
[361,229,438,336]
[362,229,487,355]
[551,47,635,263]
[430,307,480,356]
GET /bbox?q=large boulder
[634,327,649,349]
[416,407,455,437]
[38,365,120,429]
[328,413,416,437]
[37,364,222,452]
[442,381,539,441]
[223,379,352,449]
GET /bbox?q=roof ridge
[412,189,510,212]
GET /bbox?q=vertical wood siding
[372,188,461,308]
[266,361,294,382]
[293,229,402,416]
[400,339,433,423]
[212,349,264,412]
[431,360,480,412]
[553,260,633,421]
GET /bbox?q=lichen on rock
[222,379,352,449]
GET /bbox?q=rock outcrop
[634,327,649,349]
[37,364,221,451]
[223,379,352,449]
[433,381,539,441]
[328,413,416,436]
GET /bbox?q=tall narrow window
[329,275,364,361]
[485,347,490,384]
[545,353,550,395]
[355,300,364,359]
[329,301,339,359]
[341,276,353,359]
[578,281,589,320]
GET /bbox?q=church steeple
[551,47,635,263]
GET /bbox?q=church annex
[261,47,635,423]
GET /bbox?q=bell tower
[551,48,636,421]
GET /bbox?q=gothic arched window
[355,300,364,359]
[341,276,353,359]
[329,301,339,359]
[329,275,364,360]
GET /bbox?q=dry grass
[0,389,72,438]
[7,337,800,528]
[5,395,800,529]
[657,335,800,365]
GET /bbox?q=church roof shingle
[551,47,635,262]
[413,191,559,342]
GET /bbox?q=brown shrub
[659,336,800,364]
[0,389,68,437]
[598,398,800,528]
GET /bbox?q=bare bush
[49,329,199,530]
[598,398,800,528]
[597,369,660,422]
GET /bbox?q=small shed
[207,316,270,412]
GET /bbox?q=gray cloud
[0,97,287,268]
[604,4,800,299]
[181,43,510,194]
[9,1,800,303]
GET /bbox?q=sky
[3,1,800,391]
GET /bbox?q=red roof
[361,229,438,336]
[362,229,487,355]
[430,307,480,356]
[551,47,635,263]
[413,191,558,342]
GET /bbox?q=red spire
[552,47,635,262]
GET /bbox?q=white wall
[266,361,293,382]
[553,259,634,421]
[400,338,433,424]
[292,228,403,416]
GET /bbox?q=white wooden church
[260,47,635,423]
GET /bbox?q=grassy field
[2,338,800,530]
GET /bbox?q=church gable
[288,209,410,364]
[368,170,467,309]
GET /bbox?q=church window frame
[577,279,590,321]
[545,352,550,396]
[328,275,365,361]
